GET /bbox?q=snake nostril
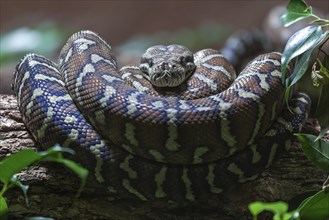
[161,62,169,71]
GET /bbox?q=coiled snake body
[12,30,310,202]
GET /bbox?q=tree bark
[0,94,327,220]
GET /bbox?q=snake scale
[12,30,310,202]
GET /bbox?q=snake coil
[12,30,310,201]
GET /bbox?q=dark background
[1,1,328,44]
[1,0,328,94]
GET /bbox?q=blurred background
[0,0,328,96]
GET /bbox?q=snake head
[139,45,196,87]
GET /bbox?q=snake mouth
[150,69,186,87]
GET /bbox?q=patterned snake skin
[12,30,310,202]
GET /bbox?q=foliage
[0,145,88,219]
[280,0,329,139]
[296,133,329,172]
[248,201,297,220]
[249,190,329,220]
[280,0,313,26]
[249,0,329,219]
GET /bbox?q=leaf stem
[311,14,322,21]
[323,175,329,190]
[310,15,329,25]
[0,183,8,197]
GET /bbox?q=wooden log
[0,94,327,220]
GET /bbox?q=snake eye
[147,59,153,67]
[180,57,187,66]
[141,56,153,66]
[186,56,194,63]
[181,56,194,66]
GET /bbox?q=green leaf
[281,0,313,27]
[0,196,8,219]
[286,46,312,87]
[44,158,88,197]
[248,201,263,216]
[248,201,289,217]
[312,58,329,87]
[295,133,329,172]
[0,149,41,185]
[0,146,75,185]
[11,175,29,206]
[39,145,88,197]
[284,50,312,105]
[0,145,87,200]
[318,57,329,82]
[63,159,88,198]
[324,176,329,190]
[281,25,323,84]
[39,144,75,158]
[316,84,329,140]
[284,85,294,111]
[285,210,300,220]
[298,190,329,219]
[274,212,296,220]
[314,53,329,140]
[283,30,328,105]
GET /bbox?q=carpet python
[12,30,310,202]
